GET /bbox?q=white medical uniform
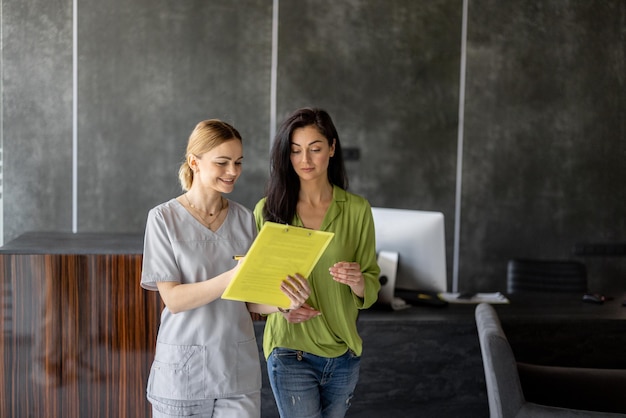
[141,198,261,417]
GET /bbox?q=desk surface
[360,295,626,370]
[0,231,144,254]
[362,294,626,322]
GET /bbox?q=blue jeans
[267,348,361,418]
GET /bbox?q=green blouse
[253,186,381,359]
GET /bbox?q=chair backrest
[475,303,525,418]
[506,259,587,294]
[476,303,626,418]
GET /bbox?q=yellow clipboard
[222,222,334,308]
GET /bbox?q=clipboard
[222,222,334,308]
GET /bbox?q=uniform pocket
[147,342,205,400]
[236,337,261,391]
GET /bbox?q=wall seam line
[72,0,78,232]
[0,0,4,245]
[269,0,279,147]
[453,0,469,292]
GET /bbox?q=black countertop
[0,231,144,254]
[362,293,626,322]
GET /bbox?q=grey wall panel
[76,0,273,232]
[461,0,626,293]
[2,0,74,242]
[277,0,462,289]
[3,0,625,295]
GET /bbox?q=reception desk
[2,232,625,418]
[0,232,161,418]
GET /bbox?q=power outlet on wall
[343,147,360,161]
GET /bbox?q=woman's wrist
[277,307,291,313]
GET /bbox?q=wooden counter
[0,232,162,418]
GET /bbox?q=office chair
[475,303,626,417]
[506,259,588,294]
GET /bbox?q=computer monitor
[371,207,447,293]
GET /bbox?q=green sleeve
[352,201,381,309]
[253,198,267,232]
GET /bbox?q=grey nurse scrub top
[141,198,261,400]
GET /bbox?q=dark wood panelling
[0,253,163,418]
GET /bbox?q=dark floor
[260,389,488,418]
[345,402,488,418]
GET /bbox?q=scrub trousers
[149,391,261,418]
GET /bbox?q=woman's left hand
[329,261,365,298]
[281,303,321,324]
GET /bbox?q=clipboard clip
[282,225,313,236]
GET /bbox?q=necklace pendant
[184,193,224,227]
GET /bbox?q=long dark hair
[263,108,348,224]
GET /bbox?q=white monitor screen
[371,207,447,293]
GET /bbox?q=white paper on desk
[439,292,510,304]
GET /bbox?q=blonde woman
[141,119,310,418]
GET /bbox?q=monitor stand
[376,251,410,310]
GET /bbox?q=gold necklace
[184,193,224,226]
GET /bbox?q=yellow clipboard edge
[222,222,334,308]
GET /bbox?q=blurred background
[2,0,624,294]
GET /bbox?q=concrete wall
[2,0,625,294]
